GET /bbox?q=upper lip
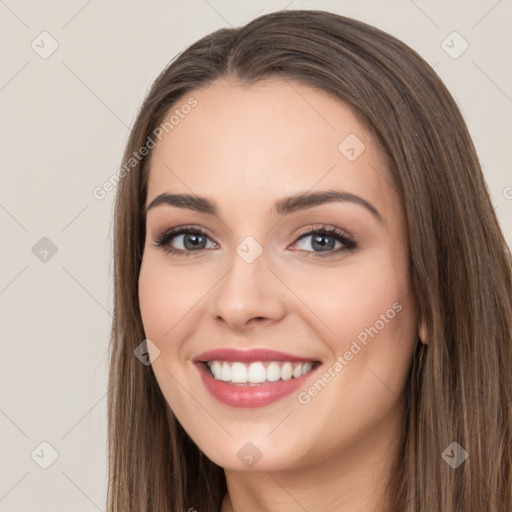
[193,348,320,364]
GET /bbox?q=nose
[207,247,286,332]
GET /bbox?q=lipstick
[193,348,321,408]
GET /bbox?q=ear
[418,321,428,345]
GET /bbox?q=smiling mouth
[202,360,321,386]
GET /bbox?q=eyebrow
[143,189,383,223]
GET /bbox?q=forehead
[147,78,397,219]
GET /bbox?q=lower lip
[195,362,320,408]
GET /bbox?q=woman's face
[138,78,418,472]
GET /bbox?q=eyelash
[152,224,357,259]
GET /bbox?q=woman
[107,9,512,512]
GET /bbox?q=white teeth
[247,362,267,383]
[211,361,223,379]
[281,362,293,381]
[231,362,248,383]
[301,362,313,375]
[206,360,317,384]
[266,362,281,382]
[221,362,231,381]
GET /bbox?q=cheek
[300,252,417,408]
[138,255,205,341]
[138,258,194,405]
[319,258,416,404]
[293,258,416,442]
[138,260,172,341]
[299,257,410,350]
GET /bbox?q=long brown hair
[107,9,512,511]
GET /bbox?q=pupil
[312,234,334,251]
[184,233,206,250]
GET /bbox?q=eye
[152,226,217,256]
[152,224,357,258]
[290,225,357,259]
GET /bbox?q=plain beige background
[0,1,510,510]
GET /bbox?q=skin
[138,77,420,511]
